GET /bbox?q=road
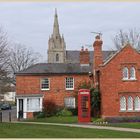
[0,106,17,122]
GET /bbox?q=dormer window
[130,67,136,80]
[123,67,129,80]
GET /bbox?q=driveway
[0,106,17,122]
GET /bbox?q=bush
[68,108,78,116]
[33,112,46,118]
[43,100,58,117]
[56,108,72,116]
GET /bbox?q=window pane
[134,96,140,110]
[66,77,74,89]
[123,67,128,80]
[64,97,75,108]
[27,98,40,111]
[130,67,136,79]
[128,96,133,110]
[120,96,126,111]
[41,78,49,89]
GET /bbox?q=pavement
[13,121,140,133]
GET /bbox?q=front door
[19,99,23,119]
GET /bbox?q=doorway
[19,99,23,119]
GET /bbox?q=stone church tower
[47,9,66,63]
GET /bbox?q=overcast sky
[0,2,140,61]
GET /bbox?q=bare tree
[113,29,140,50]
[0,28,10,70]
[0,27,11,95]
[8,43,41,84]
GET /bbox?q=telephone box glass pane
[81,96,88,118]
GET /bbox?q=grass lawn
[0,123,140,138]
[25,116,78,124]
[26,116,140,129]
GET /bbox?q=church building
[16,9,140,119]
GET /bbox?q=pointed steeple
[53,8,60,38]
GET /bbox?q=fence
[0,111,12,122]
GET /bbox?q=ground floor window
[27,98,41,112]
[64,97,75,108]
[120,96,140,111]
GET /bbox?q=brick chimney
[93,35,103,88]
[93,35,103,70]
[80,46,90,65]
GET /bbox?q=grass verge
[0,122,140,138]
[25,116,78,124]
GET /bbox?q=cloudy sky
[0,2,140,61]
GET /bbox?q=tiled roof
[16,63,92,75]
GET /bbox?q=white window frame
[130,67,136,80]
[127,96,133,111]
[122,67,129,80]
[65,77,74,90]
[27,97,42,112]
[64,97,75,108]
[120,96,126,111]
[134,96,140,111]
[41,78,50,90]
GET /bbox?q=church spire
[53,8,60,38]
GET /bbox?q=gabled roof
[102,44,139,66]
[16,63,92,75]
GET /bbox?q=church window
[65,77,74,90]
[134,96,140,111]
[56,54,59,62]
[130,67,136,80]
[122,67,129,80]
[120,96,126,111]
[127,96,133,111]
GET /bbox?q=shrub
[90,88,100,117]
[43,99,58,117]
[56,108,72,116]
[68,108,78,116]
[33,112,46,118]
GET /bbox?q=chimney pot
[95,35,100,40]
[81,46,84,51]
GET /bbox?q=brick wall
[99,45,140,118]
[16,74,90,107]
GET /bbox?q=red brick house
[93,35,140,119]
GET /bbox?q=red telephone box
[78,89,91,123]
